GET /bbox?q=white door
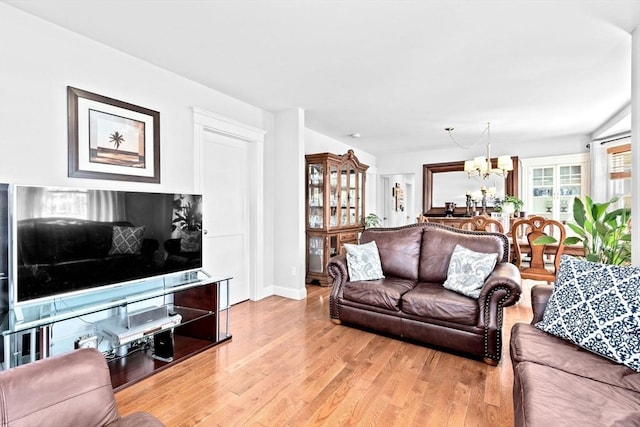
[202,130,250,305]
[381,176,391,226]
[405,182,413,225]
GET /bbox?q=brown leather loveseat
[0,348,164,427]
[328,223,522,364]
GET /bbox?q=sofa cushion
[344,241,385,281]
[514,361,640,427]
[511,323,640,392]
[360,226,423,281]
[419,226,505,283]
[536,255,640,372]
[401,282,479,326]
[343,278,415,311]
[443,244,498,298]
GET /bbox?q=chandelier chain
[445,123,489,150]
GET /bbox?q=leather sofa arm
[477,262,522,362]
[478,262,522,307]
[327,254,348,285]
[530,284,553,324]
[327,254,348,320]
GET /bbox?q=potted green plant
[364,213,382,229]
[535,196,631,265]
[494,195,524,216]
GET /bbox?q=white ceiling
[4,0,640,156]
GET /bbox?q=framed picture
[67,86,160,183]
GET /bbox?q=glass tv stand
[1,269,231,390]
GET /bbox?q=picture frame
[67,86,160,183]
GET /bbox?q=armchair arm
[327,254,349,320]
[530,284,553,324]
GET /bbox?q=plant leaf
[564,236,581,246]
[533,235,557,245]
[565,222,586,238]
[572,197,586,227]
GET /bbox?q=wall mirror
[422,157,519,216]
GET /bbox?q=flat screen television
[10,185,203,306]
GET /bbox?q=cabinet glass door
[526,159,585,222]
[308,163,324,229]
[531,167,554,216]
[357,172,363,224]
[558,165,582,221]
[340,165,348,226]
[308,236,324,273]
[329,166,338,228]
[348,167,357,226]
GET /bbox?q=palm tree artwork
[109,131,125,149]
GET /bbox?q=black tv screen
[12,185,202,304]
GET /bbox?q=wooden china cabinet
[305,150,368,285]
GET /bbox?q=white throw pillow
[344,241,385,281]
[443,244,498,298]
[536,255,640,372]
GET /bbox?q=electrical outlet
[291,267,297,276]
[75,335,98,349]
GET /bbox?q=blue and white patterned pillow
[344,241,385,281]
[443,244,498,298]
[536,255,640,372]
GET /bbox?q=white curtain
[16,186,46,220]
[87,190,126,221]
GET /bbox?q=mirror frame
[422,156,519,216]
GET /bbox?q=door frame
[193,107,266,301]
[379,173,415,227]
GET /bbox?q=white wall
[0,5,381,306]
[0,4,277,300]
[0,4,270,192]
[377,134,590,220]
[272,109,306,300]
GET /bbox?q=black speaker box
[152,330,174,362]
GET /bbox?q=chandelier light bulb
[446,122,514,180]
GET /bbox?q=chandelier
[446,122,514,180]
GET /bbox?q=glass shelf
[3,269,230,335]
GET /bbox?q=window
[17,187,125,221]
[42,189,88,218]
[607,143,631,209]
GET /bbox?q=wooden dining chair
[510,215,566,283]
[458,216,504,233]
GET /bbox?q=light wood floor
[115,281,536,427]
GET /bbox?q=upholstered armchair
[0,348,164,427]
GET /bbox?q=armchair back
[0,348,164,427]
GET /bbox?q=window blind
[607,143,631,180]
